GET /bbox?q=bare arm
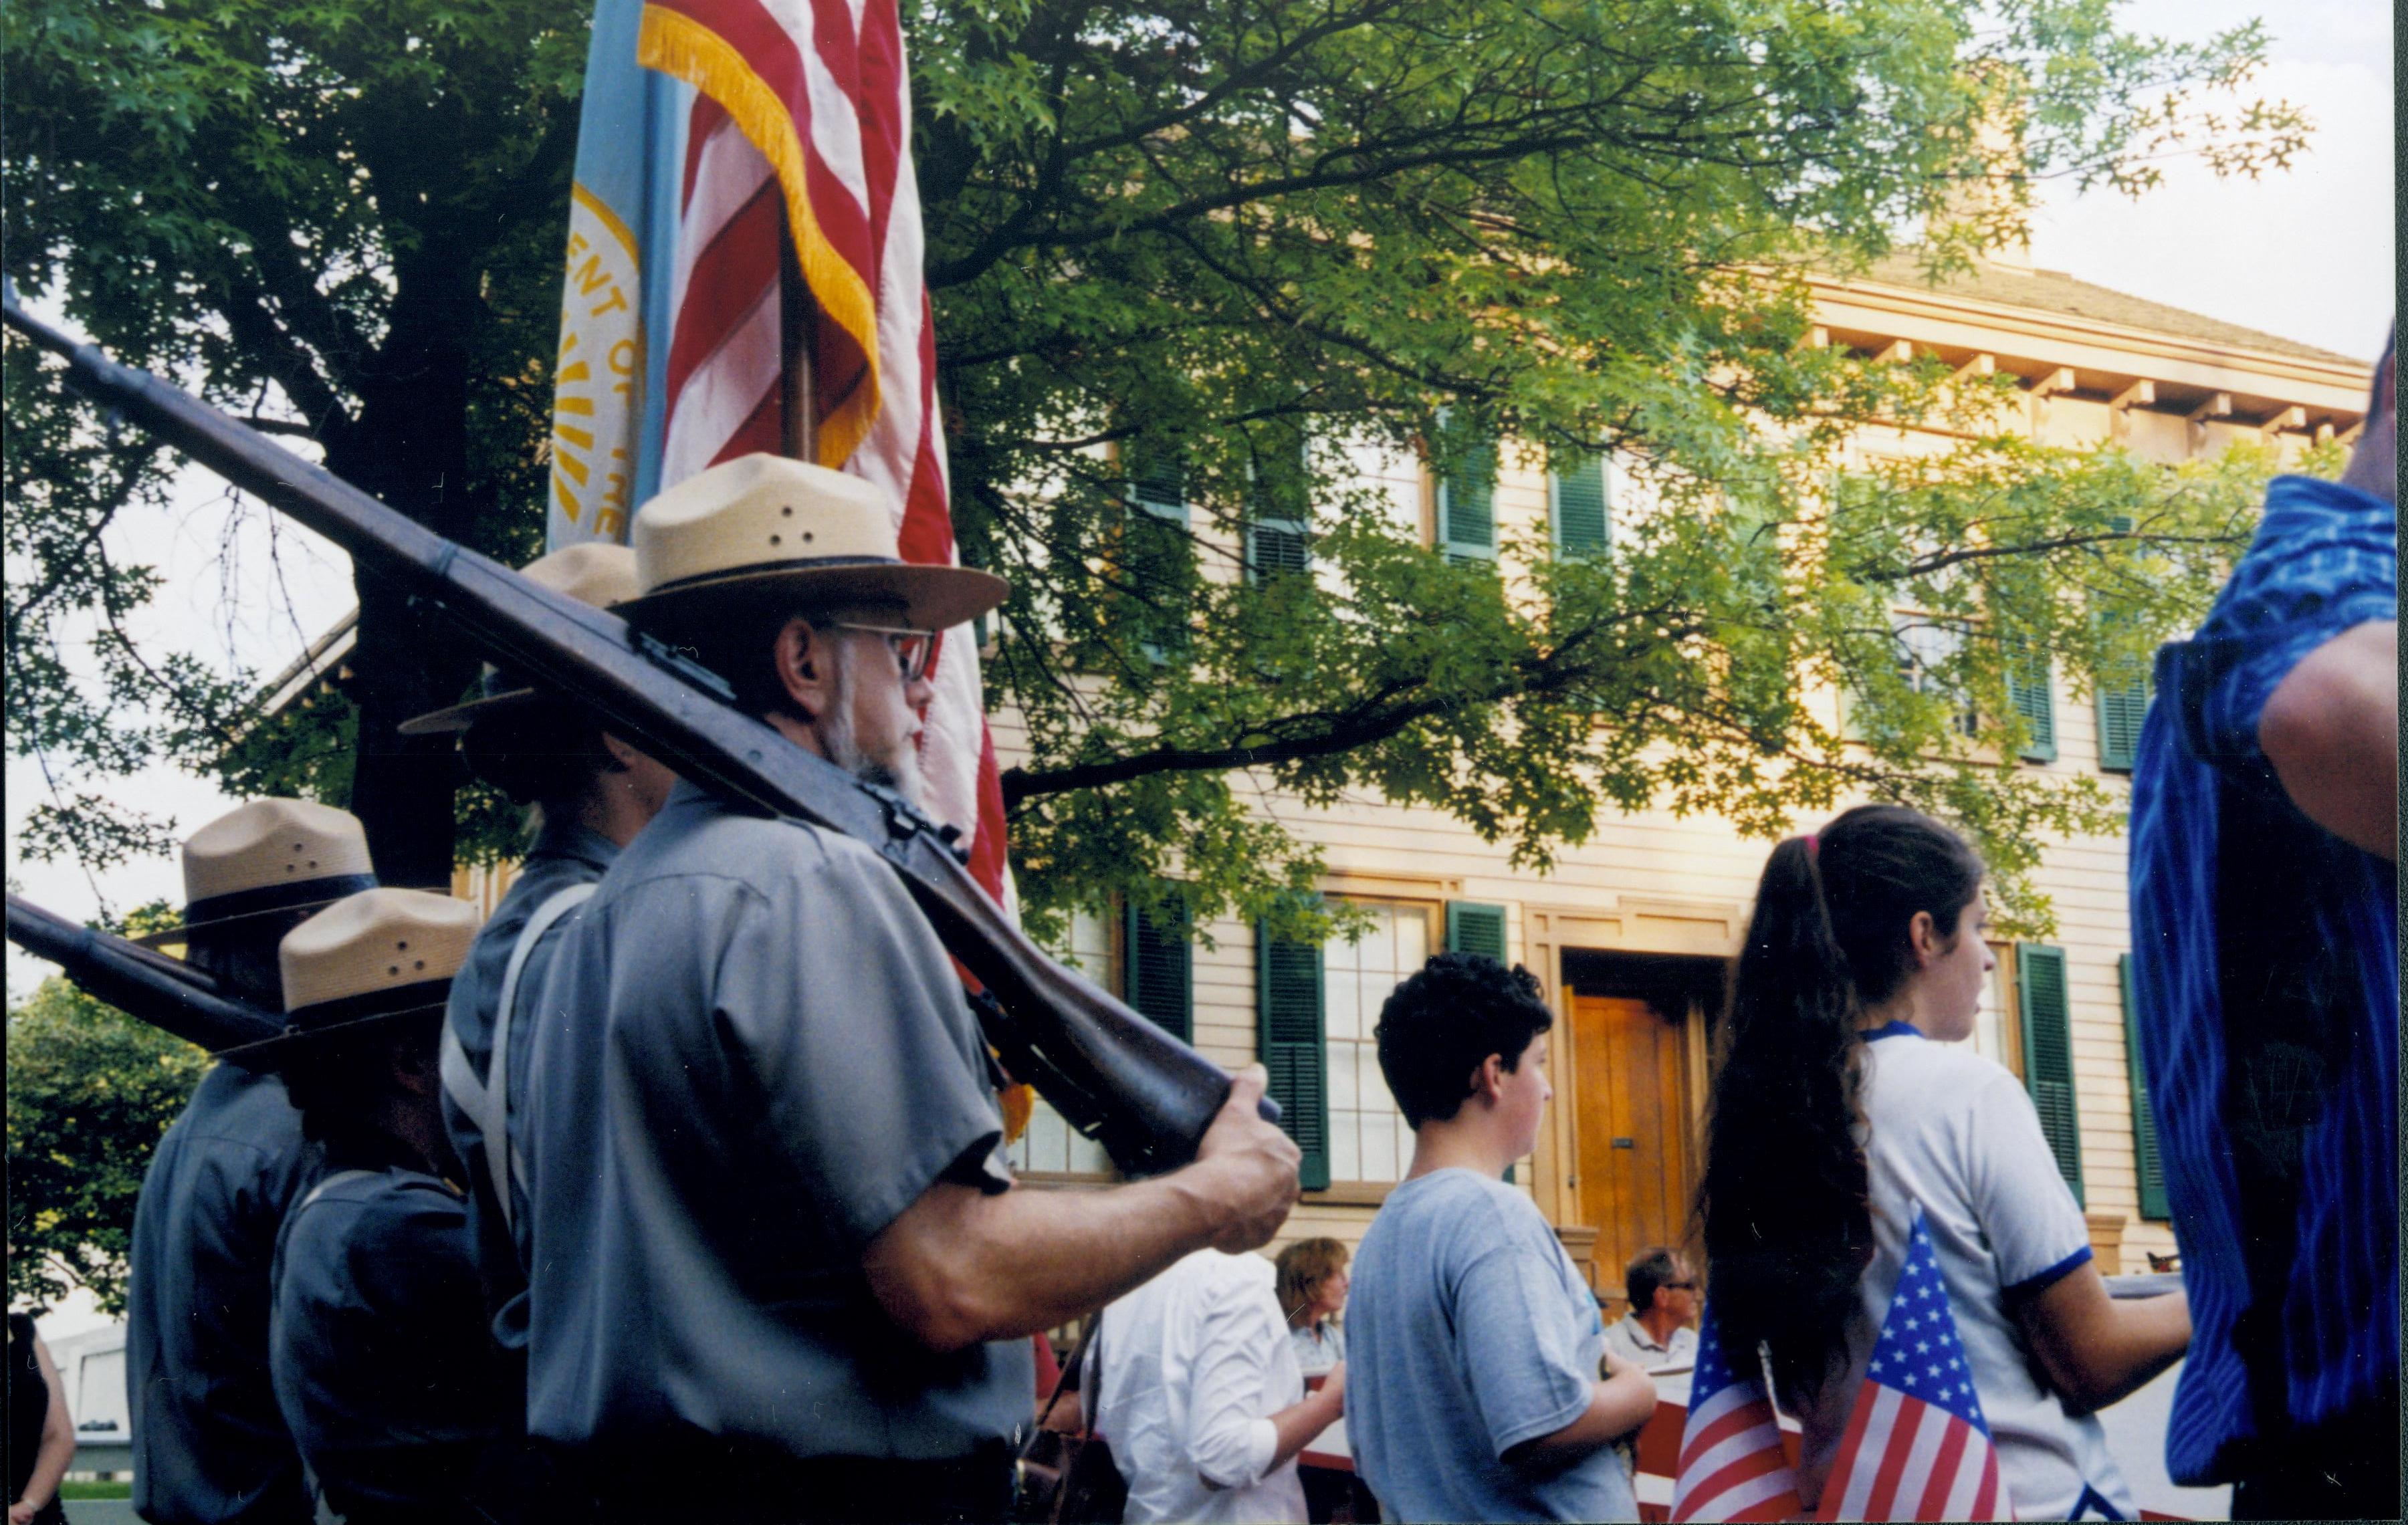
[2260,620,2398,860]
[1502,1347,1658,1469]
[863,1068,1302,1353]
[2014,1263,2190,1415]
[16,1336,75,1519]
[1263,1364,1346,1474]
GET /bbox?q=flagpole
[778,213,818,462]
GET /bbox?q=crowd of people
[24,332,2395,1524]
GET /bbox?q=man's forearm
[864,1167,1237,1351]
[1265,1385,1345,1473]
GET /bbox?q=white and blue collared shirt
[1788,1023,2132,1520]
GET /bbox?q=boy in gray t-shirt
[1344,953,1654,1523]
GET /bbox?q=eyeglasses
[1664,1280,1699,1291]
[831,622,938,685]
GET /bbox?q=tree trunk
[320,277,483,891]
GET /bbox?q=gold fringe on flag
[637,4,882,472]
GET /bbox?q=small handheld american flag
[1814,1209,2008,1522]
[1670,1304,1806,1522]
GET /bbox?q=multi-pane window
[1245,422,1312,583]
[1321,902,1432,1184]
[1436,437,1499,565]
[1948,940,2021,1074]
[1892,614,1979,739]
[1549,453,1610,559]
[1012,908,1115,1176]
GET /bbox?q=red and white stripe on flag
[1815,1385,2005,1522]
[1671,1306,1806,1523]
[1672,1379,1808,1522]
[1814,1209,2011,1522]
[637,0,1011,907]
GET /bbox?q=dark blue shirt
[439,814,618,1348]
[267,1164,506,1519]
[2128,473,2398,1484]
[126,1062,320,1525]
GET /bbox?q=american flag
[1815,1210,2008,1522]
[553,0,1010,905]
[1671,1306,1807,1522]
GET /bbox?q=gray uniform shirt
[440,814,618,1346]
[521,782,1031,1461]
[127,1062,320,1525]
[267,1164,505,1518]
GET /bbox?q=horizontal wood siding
[973,316,2350,1272]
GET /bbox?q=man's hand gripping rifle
[2,294,1273,1177]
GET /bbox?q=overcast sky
[5,0,2393,1002]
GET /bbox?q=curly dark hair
[1374,951,1554,1129]
[1696,804,1984,1403]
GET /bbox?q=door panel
[1570,993,1692,1294]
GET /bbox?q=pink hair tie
[1803,833,1820,860]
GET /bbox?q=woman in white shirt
[1696,804,2193,1520]
[1275,1238,1349,1379]
[1091,1248,1346,1524]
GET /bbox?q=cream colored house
[418,249,2369,1305]
[994,250,2374,1307]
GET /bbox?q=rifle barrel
[3,296,1265,1174]
[5,895,286,1053]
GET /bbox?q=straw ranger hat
[215,888,481,1064]
[399,543,642,735]
[614,454,1008,636]
[134,799,376,949]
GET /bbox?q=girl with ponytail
[1698,805,2191,1519]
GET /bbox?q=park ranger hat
[398,543,642,735]
[615,453,1008,636]
[132,799,377,949]
[215,888,480,1064]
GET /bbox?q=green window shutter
[2092,552,2148,770]
[1127,436,1204,655]
[1256,920,1330,1189]
[1446,901,1507,963]
[1438,437,1498,564]
[1124,898,1193,1042]
[2096,678,2148,772]
[1550,455,1609,559]
[2120,955,2169,1220]
[2009,651,2057,762]
[2017,944,2083,1205]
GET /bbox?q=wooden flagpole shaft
[778,212,818,462]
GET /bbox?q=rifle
[5,894,286,1054]
[3,294,1270,1177]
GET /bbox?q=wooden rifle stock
[2,294,1269,1176]
[5,894,286,1054]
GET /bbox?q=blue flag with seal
[544,0,691,549]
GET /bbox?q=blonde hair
[1275,1238,1350,1329]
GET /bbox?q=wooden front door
[1569,992,1693,1296]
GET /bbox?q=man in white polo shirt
[1602,1248,1700,1373]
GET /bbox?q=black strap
[1022,1312,1101,1464]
